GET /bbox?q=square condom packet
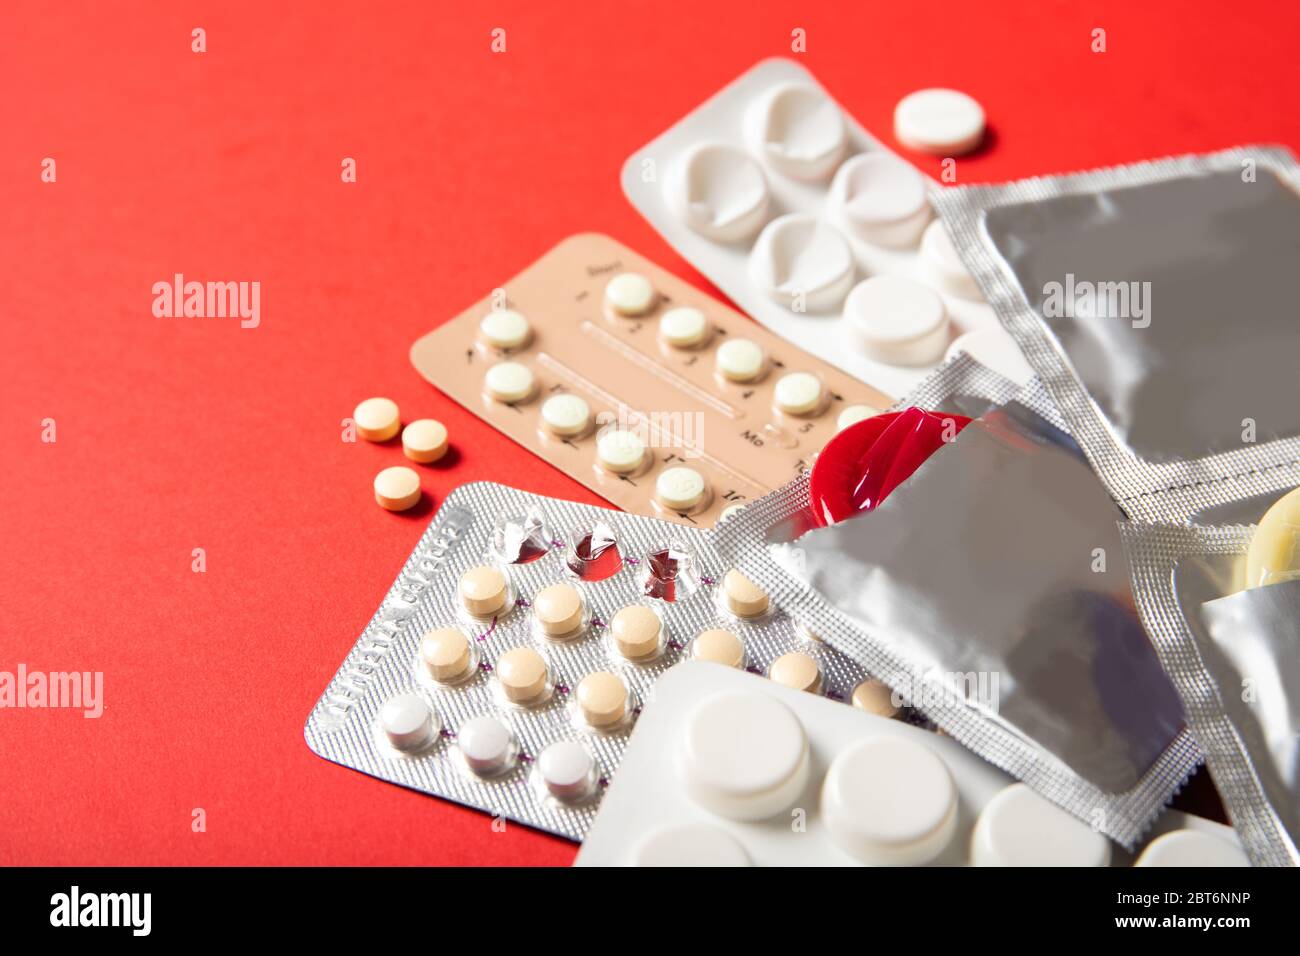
[932,146,1300,523]
[714,355,1200,848]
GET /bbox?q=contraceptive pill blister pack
[622,58,1010,399]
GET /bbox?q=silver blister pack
[714,355,1200,847]
[304,482,878,840]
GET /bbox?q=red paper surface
[2,0,1295,865]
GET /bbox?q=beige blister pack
[411,233,891,526]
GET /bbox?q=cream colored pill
[716,338,765,382]
[1246,485,1300,588]
[379,693,437,751]
[484,360,535,403]
[353,397,400,442]
[401,419,448,463]
[723,569,769,618]
[478,309,532,350]
[605,272,656,316]
[692,628,744,669]
[774,372,824,416]
[837,404,880,431]
[540,393,591,437]
[596,428,646,474]
[655,466,708,512]
[373,466,422,511]
[534,582,584,637]
[611,605,662,660]
[851,678,900,718]
[1134,829,1250,867]
[769,651,822,694]
[459,565,508,617]
[577,671,629,728]
[496,647,548,704]
[659,307,710,348]
[420,627,473,682]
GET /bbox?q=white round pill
[830,153,931,248]
[681,690,809,822]
[749,82,847,182]
[1134,829,1250,867]
[895,88,986,156]
[596,428,646,474]
[718,503,746,522]
[773,371,824,416]
[836,404,880,431]
[457,714,516,777]
[667,142,771,243]
[844,275,949,367]
[944,328,1035,385]
[715,338,765,383]
[478,309,532,350]
[749,214,855,312]
[970,783,1111,867]
[538,740,595,802]
[379,693,437,751]
[484,360,535,403]
[541,393,591,437]
[633,823,752,867]
[821,736,957,866]
[659,307,710,348]
[655,466,708,512]
[605,272,656,317]
[920,218,981,300]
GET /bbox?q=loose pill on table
[691,628,744,669]
[722,569,769,618]
[605,272,656,317]
[538,740,595,801]
[850,678,900,718]
[681,690,809,821]
[633,822,752,867]
[596,428,647,474]
[484,360,536,403]
[970,783,1111,867]
[478,308,532,350]
[379,693,438,751]
[1245,485,1300,588]
[610,605,663,661]
[353,397,401,442]
[830,153,931,248]
[457,714,517,777]
[836,404,880,431]
[655,466,708,512]
[401,418,449,463]
[715,338,766,383]
[459,565,508,617]
[768,651,822,694]
[540,393,591,437]
[534,582,584,637]
[1133,829,1250,867]
[773,371,824,416]
[821,736,958,866]
[496,647,549,704]
[844,275,949,367]
[667,142,771,243]
[373,466,422,512]
[577,671,629,728]
[894,88,986,156]
[419,627,473,683]
[659,306,711,348]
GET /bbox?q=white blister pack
[622,57,1015,399]
[577,662,1247,866]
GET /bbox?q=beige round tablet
[655,466,708,512]
[496,647,548,704]
[769,651,822,694]
[716,338,765,382]
[596,428,646,475]
[851,678,900,718]
[354,397,401,442]
[722,569,769,618]
[419,627,473,682]
[373,466,422,511]
[534,582,584,637]
[692,628,744,668]
[611,605,663,661]
[605,272,656,316]
[459,565,508,617]
[541,393,591,437]
[484,360,535,403]
[837,404,879,431]
[402,419,448,463]
[478,309,532,350]
[577,671,629,728]
[659,307,710,348]
[773,371,824,415]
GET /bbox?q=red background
[2,1,1296,865]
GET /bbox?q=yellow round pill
[459,565,508,617]
[611,605,662,661]
[354,397,400,442]
[577,671,629,728]
[402,419,448,463]
[851,678,900,718]
[534,583,584,638]
[420,627,473,682]
[723,569,769,618]
[373,466,421,511]
[1246,486,1300,588]
[769,651,822,694]
[496,647,548,704]
[692,628,744,668]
